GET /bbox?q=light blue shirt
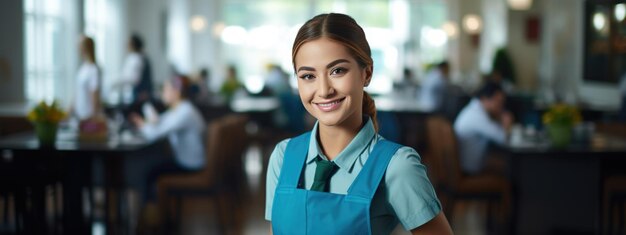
[454,98,506,174]
[140,100,206,169]
[266,118,441,233]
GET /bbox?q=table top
[374,95,430,113]
[230,96,280,113]
[0,128,153,153]
[501,133,626,156]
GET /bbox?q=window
[24,0,77,104]
[584,0,626,84]
[217,0,449,95]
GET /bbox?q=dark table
[0,128,163,234]
[498,133,626,235]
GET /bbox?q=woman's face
[161,81,180,106]
[294,37,371,129]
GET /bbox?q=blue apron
[272,132,402,235]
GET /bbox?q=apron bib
[272,132,401,235]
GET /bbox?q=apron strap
[347,139,402,201]
[276,132,311,189]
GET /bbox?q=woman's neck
[317,115,364,161]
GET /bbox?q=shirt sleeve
[476,114,507,145]
[265,139,289,221]
[385,146,442,230]
[140,105,188,141]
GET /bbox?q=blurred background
[1,0,626,234]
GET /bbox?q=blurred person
[219,65,243,101]
[266,64,307,133]
[419,61,450,113]
[70,35,102,121]
[454,81,513,175]
[189,67,212,103]
[394,67,419,97]
[265,63,290,95]
[265,13,452,234]
[115,34,154,105]
[129,75,206,225]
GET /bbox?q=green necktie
[311,158,338,192]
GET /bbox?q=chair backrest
[203,114,249,188]
[219,115,249,189]
[425,116,462,190]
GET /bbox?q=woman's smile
[314,97,346,112]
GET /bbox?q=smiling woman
[265,13,453,235]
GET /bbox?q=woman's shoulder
[271,138,291,158]
[375,136,421,162]
[385,144,426,177]
[266,138,292,173]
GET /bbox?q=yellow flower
[542,103,582,127]
[27,100,67,124]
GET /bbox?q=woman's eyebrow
[297,66,315,73]
[326,59,350,69]
[296,59,351,73]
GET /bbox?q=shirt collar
[306,117,377,172]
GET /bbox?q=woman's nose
[317,77,335,98]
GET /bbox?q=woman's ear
[364,66,373,87]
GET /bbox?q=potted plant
[542,103,582,148]
[492,48,516,83]
[27,101,66,147]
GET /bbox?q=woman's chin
[315,115,343,128]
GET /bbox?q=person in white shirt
[129,75,206,219]
[115,34,154,104]
[419,61,450,113]
[72,35,102,120]
[454,82,513,174]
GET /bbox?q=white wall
[507,0,541,90]
[479,0,507,74]
[127,0,221,88]
[0,1,24,103]
[536,0,620,108]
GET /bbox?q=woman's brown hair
[80,36,96,64]
[170,75,192,99]
[292,13,378,131]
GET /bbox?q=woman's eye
[331,67,347,75]
[299,74,314,80]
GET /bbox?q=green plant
[492,48,516,82]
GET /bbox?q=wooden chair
[425,116,511,234]
[604,176,626,235]
[596,122,626,234]
[157,114,249,234]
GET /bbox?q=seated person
[454,81,513,175]
[419,61,450,113]
[129,75,206,222]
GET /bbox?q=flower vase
[35,122,58,147]
[547,124,572,148]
